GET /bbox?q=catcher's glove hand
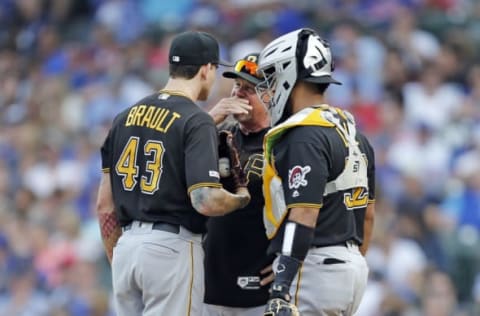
[264,298,300,316]
[218,130,248,192]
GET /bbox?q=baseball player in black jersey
[255,28,376,315]
[95,31,250,316]
[203,53,274,316]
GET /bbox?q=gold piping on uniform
[187,241,194,316]
[187,183,222,194]
[287,203,323,209]
[294,262,304,306]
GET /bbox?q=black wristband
[281,221,314,261]
[270,255,301,301]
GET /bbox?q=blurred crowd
[1,0,480,315]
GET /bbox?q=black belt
[313,239,359,249]
[122,222,180,234]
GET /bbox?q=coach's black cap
[169,31,230,66]
[223,53,262,85]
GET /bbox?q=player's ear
[199,64,209,80]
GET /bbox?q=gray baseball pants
[112,221,205,316]
[202,303,265,316]
[275,242,369,316]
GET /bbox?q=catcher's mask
[255,28,341,126]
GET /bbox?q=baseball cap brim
[303,75,342,85]
[222,71,261,84]
[217,60,233,67]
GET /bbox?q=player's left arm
[289,207,319,227]
[267,135,325,305]
[360,203,375,256]
[268,207,319,302]
[96,172,122,264]
[360,134,376,256]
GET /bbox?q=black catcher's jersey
[204,122,273,307]
[100,91,221,234]
[268,123,375,254]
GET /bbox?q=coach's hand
[218,131,248,194]
[264,298,300,316]
[209,97,252,124]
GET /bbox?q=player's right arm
[186,112,250,216]
[190,186,250,216]
[97,129,122,264]
[208,96,251,124]
[96,172,122,264]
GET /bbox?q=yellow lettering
[245,153,264,183]
[133,105,147,126]
[162,112,181,133]
[155,109,170,132]
[125,106,137,126]
[141,106,155,127]
[125,105,180,133]
[149,107,163,128]
[344,187,368,210]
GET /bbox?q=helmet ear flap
[295,29,315,74]
[294,28,341,85]
[296,28,331,77]
[316,36,335,72]
[295,31,311,80]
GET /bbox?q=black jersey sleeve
[100,128,113,173]
[274,139,329,209]
[185,112,222,193]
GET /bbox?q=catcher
[256,28,376,316]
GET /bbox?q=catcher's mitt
[264,298,300,316]
[218,130,248,192]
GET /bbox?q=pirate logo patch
[288,165,311,190]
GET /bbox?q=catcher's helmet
[255,28,341,126]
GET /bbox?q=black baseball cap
[169,31,230,66]
[222,53,263,85]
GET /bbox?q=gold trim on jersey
[187,182,222,194]
[287,203,323,209]
[186,241,194,316]
[102,168,110,173]
[159,89,192,101]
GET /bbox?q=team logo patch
[288,165,311,190]
[158,93,170,100]
[237,276,261,290]
[209,170,220,179]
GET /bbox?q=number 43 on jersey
[115,136,165,194]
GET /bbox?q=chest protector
[262,105,368,239]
